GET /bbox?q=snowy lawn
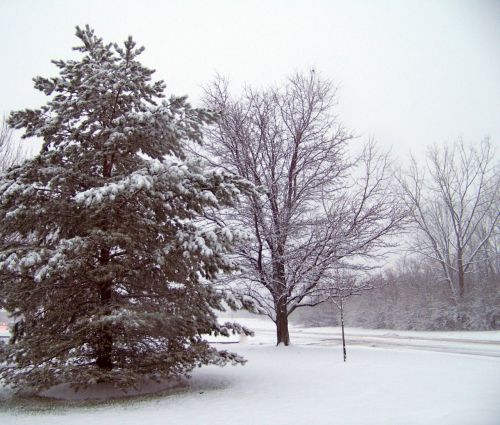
[1,318,500,425]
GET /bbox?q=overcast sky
[1,0,499,159]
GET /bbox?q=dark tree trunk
[96,248,113,371]
[457,248,465,299]
[96,154,114,371]
[96,282,113,370]
[272,240,290,346]
[275,298,290,346]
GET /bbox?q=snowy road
[280,328,500,357]
[218,317,500,358]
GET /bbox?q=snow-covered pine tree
[0,26,251,391]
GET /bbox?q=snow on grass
[1,317,500,424]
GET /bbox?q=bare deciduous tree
[203,71,406,345]
[323,270,374,361]
[399,138,499,301]
[0,117,25,171]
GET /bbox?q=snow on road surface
[1,317,499,425]
[225,318,500,358]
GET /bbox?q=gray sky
[1,0,499,159]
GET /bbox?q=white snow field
[1,317,500,425]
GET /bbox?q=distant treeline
[292,258,500,331]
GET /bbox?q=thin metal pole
[340,295,346,362]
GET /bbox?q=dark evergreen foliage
[0,26,251,391]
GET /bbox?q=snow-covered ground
[226,318,500,358]
[1,317,500,424]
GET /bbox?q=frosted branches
[398,138,499,300]
[202,71,407,344]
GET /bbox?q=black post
[340,295,346,362]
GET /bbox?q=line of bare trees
[296,139,499,331]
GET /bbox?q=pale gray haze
[1,0,499,158]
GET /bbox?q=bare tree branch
[398,138,499,301]
[0,117,26,171]
[202,71,407,345]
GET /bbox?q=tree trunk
[96,248,113,371]
[95,159,115,371]
[457,248,465,299]
[96,281,113,370]
[273,244,290,345]
[275,300,290,346]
